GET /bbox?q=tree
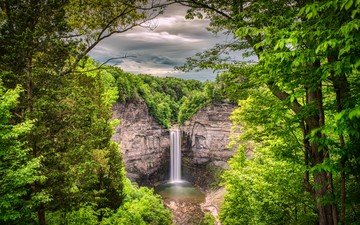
[41,59,125,218]
[0,82,43,224]
[0,1,168,223]
[174,0,360,223]
[220,84,317,224]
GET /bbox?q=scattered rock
[200,188,226,225]
[165,200,204,225]
[161,187,226,225]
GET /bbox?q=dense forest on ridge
[111,68,238,128]
[1,0,360,225]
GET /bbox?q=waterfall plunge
[170,128,181,182]
[156,128,205,204]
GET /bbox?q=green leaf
[349,107,360,119]
[345,0,354,10]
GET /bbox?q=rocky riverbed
[156,182,225,225]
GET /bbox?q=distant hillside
[109,66,240,128]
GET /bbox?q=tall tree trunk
[314,172,338,225]
[38,207,46,225]
[268,66,340,224]
[330,73,353,225]
[340,159,346,224]
[306,81,338,225]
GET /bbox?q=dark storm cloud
[88,4,227,80]
[146,56,179,66]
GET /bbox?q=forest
[0,0,359,225]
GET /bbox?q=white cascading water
[170,128,181,182]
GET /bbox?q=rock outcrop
[112,101,237,185]
[181,103,237,167]
[200,188,226,225]
[179,103,238,188]
[112,100,170,184]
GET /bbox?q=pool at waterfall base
[155,181,205,203]
[158,128,204,203]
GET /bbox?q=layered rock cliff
[112,100,237,185]
[181,103,238,187]
[181,103,236,167]
[112,100,170,184]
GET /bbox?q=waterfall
[170,128,181,182]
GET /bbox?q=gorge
[111,94,238,224]
[112,99,237,188]
[2,1,358,224]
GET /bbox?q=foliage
[199,213,216,225]
[0,1,171,224]
[111,69,234,127]
[112,70,204,127]
[2,0,359,224]
[25,59,126,217]
[248,1,360,222]
[100,178,172,225]
[0,1,139,222]
[47,177,172,225]
[221,147,317,225]
[177,0,360,223]
[178,90,210,124]
[47,205,99,225]
[214,65,256,102]
[34,60,172,225]
[0,82,44,224]
[220,89,317,224]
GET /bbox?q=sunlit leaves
[179,0,359,223]
[65,0,146,35]
[221,141,315,225]
[0,83,44,224]
[342,0,354,10]
[100,178,171,225]
[113,70,203,128]
[220,83,316,224]
[178,90,210,124]
[1,1,172,224]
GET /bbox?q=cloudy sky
[89,4,247,81]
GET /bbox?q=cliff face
[112,101,237,185]
[181,103,238,187]
[112,100,170,184]
[181,103,236,167]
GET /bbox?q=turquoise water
[155,181,205,203]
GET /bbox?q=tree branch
[73,56,135,73]
[60,4,163,76]
[175,0,233,20]
[267,81,302,115]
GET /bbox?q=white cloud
[88,4,229,81]
[123,31,201,43]
[118,59,176,75]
